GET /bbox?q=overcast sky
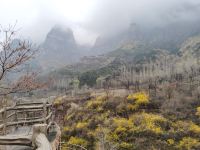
[0,0,200,45]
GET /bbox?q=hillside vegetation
[48,34,200,150]
[55,90,200,150]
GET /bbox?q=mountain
[92,19,200,55]
[37,19,200,88]
[34,19,200,71]
[38,26,86,71]
[49,31,200,88]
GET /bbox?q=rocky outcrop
[38,26,82,70]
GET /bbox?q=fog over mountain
[2,1,200,150]
[1,0,200,45]
[92,18,200,54]
[1,0,200,71]
[37,26,90,70]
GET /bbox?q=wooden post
[50,123,61,150]
[59,136,61,150]
[2,107,7,135]
[23,109,26,126]
[15,100,19,106]
[43,102,47,124]
[32,124,52,150]
[14,100,19,129]
[14,110,18,130]
[47,104,50,125]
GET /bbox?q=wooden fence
[0,101,60,149]
[0,101,52,135]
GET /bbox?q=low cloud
[0,0,200,45]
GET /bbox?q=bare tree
[118,64,133,90]
[0,24,43,96]
[103,76,112,99]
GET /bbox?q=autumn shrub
[116,102,129,117]
[104,117,136,149]
[62,121,95,149]
[127,92,149,105]
[189,122,200,135]
[130,112,167,134]
[126,92,149,112]
[86,96,106,112]
[172,120,189,133]
[67,136,89,148]
[102,97,121,112]
[172,120,200,136]
[61,93,200,150]
[176,137,200,150]
[53,96,63,105]
[119,142,135,150]
[196,106,200,117]
[167,139,175,145]
[62,126,76,140]
[76,122,89,130]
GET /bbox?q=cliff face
[38,26,82,70]
[43,26,77,52]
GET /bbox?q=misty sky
[0,0,200,45]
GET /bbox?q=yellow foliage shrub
[127,92,149,105]
[107,132,119,141]
[167,139,175,145]
[177,137,200,150]
[113,118,133,129]
[95,112,110,122]
[196,107,200,117]
[127,103,139,111]
[53,96,63,105]
[86,96,106,109]
[130,112,167,134]
[76,122,88,129]
[172,120,189,133]
[64,113,73,121]
[63,126,71,132]
[86,100,102,108]
[94,126,109,135]
[115,126,127,133]
[172,120,200,134]
[106,118,135,142]
[119,142,134,149]
[189,122,200,134]
[67,136,88,148]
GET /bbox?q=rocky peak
[43,26,77,50]
[38,26,81,70]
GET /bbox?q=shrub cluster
[61,93,200,150]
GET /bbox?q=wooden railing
[0,101,62,150]
[0,101,53,135]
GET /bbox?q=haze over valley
[1,0,200,150]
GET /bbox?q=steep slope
[38,26,84,70]
[179,35,200,58]
[92,19,200,55]
[107,42,172,64]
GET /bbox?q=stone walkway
[0,126,33,150]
